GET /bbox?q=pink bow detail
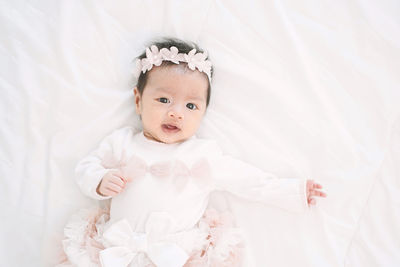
[120,155,212,191]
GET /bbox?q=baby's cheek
[142,112,160,128]
[191,113,205,129]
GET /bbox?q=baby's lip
[162,123,181,130]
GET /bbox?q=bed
[1,0,399,266]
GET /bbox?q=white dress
[58,126,308,267]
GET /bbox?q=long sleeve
[210,152,309,213]
[74,127,132,200]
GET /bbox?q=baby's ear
[133,87,141,115]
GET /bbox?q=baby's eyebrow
[155,87,171,93]
[155,87,205,102]
[186,96,205,102]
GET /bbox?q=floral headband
[135,45,213,82]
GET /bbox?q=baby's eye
[158,97,170,103]
[186,103,197,110]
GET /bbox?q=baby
[58,37,327,267]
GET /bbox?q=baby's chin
[161,131,197,144]
[144,130,189,144]
[160,135,188,144]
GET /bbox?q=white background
[0,0,399,266]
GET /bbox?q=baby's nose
[167,108,184,120]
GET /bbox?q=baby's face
[134,65,208,144]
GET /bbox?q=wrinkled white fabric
[1,1,399,267]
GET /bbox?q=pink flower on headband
[184,49,212,79]
[134,45,212,82]
[160,46,184,64]
[140,45,163,72]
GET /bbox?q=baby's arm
[211,154,327,213]
[75,128,131,200]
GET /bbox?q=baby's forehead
[161,64,208,81]
[146,65,208,98]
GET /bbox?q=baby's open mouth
[162,124,180,133]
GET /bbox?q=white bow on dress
[99,213,190,267]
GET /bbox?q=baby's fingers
[313,183,323,189]
[102,188,118,197]
[111,174,126,187]
[111,170,128,183]
[313,190,327,198]
[106,182,124,193]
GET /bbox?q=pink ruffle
[57,206,110,267]
[58,207,244,267]
[184,208,245,267]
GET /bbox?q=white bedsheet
[1,1,399,266]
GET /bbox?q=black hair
[134,37,213,107]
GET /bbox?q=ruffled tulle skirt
[56,206,245,267]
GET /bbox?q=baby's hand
[96,169,128,197]
[306,179,327,206]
